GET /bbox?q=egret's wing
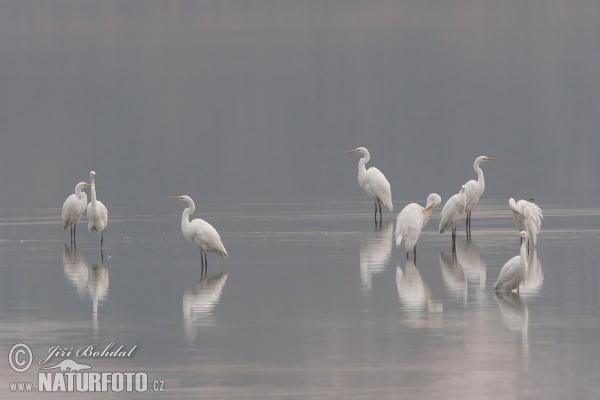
[364,167,393,211]
[395,204,423,247]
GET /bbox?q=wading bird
[464,156,497,235]
[87,171,108,251]
[494,231,528,294]
[395,193,442,258]
[509,198,543,247]
[62,181,91,243]
[346,147,393,228]
[439,185,467,248]
[169,195,228,275]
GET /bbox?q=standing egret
[169,195,228,275]
[62,181,91,243]
[395,193,442,258]
[439,185,467,248]
[494,231,529,293]
[87,171,108,251]
[464,156,497,235]
[346,147,393,228]
[509,198,543,247]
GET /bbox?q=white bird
[509,198,543,247]
[439,185,467,246]
[346,147,393,227]
[494,231,529,293]
[169,195,228,275]
[464,156,497,234]
[395,193,442,258]
[62,181,91,242]
[87,171,108,251]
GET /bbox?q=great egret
[169,195,228,275]
[87,171,108,251]
[509,198,543,247]
[346,147,393,227]
[494,231,528,293]
[395,193,442,258]
[62,181,91,242]
[439,185,467,246]
[464,156,497,234]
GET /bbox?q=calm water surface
[1,200,600,399]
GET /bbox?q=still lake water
[1,0,600,398]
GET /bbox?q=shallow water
[1,200,600,399]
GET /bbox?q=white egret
[346,147,393,227]
[494,231,528,293]
[169,195,228,275]
[509,198,543,247]
[87,171,108,250]
[439,185,467,246]
[62,181,91,242]
[395,193,442,258]
[464,156,497,234]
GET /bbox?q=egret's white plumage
[170,195,228,274]
[346,147,393,224]
[509,198,543,247]
[62,181,90,239]
[494,231,529,293]
[395,193,442,257]
[86,171,108,249]
[464,156,496,232]
[439,185,467,243]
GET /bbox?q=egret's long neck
[181,200,195,230]
[90,177,97,204]
[358,153,369,180]
[520,240,528,271]
[474,161,485,189]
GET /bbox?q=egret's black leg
[406,251,409,259]
[378,200,383,228]
[414,245,417,258]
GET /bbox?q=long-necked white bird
[494,231,528,293]
[395,193,442,258]
[346,147,393,227]
[464,156,497,234]
[439,185,467,246]
[62,181,91,242]
[169,195,228,275]
[509,198,543,247]
[87,171,108,250]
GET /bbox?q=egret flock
[346,147,543,293]
[64,150,542,292]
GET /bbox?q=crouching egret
[395,193,442,258]
[87,171,108,251]
[509,198,543,247]
[169,195,228,275]
[439,185,467,247]
[464,156,497,234]
[494,231,528,293]
[62,181,91,242]
[346,147,393,228]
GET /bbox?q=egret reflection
[183,271,228,344]
[62,244,108,333]
[494,291,529,362]
[359,223,393,293]
[439,251,467,304]
[396,259,442,325]
[454,237,486,293]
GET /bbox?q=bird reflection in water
[63,244,109,334]
[494,290,529,367]
[439,251,467,305]
[396,259,442,328]
[454,236,486,305]
[183,271,228,345]
[359,223,393,294]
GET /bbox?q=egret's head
[345,147,368,155]
[460,185,466,192]
[516,231,527,238]
[90,171,97,178]
[423,193,442,211]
